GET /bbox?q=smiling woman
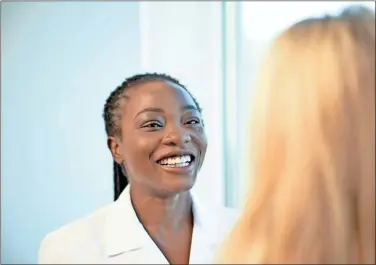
[103,73,204,201]
[38,73,238,265]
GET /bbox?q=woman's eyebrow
[134,107,164,121]
[182,105,198,112]
[134,105,198,121]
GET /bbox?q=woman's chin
[160,178,196,196]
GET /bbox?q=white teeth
[158,155,192,167]
[165,162,190,168]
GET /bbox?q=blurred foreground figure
[217,5,375,264]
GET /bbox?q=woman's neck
[130,185,193,236]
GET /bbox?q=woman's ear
[107,137,123,164]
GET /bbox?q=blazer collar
[104,185,218,257]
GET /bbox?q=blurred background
[1,1,374,263]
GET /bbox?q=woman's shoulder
[45,202,112,236]
[193,196,240,237]
[194,194,240,220]
[212,204,240,229]
[208,203,239,224]
[38,202,114,263]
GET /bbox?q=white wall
[1,2,141,263]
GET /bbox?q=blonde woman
[218,6,375,264]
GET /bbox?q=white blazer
[38,186,238,264]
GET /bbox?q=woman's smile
[155,152,197,175]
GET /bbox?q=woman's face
[110,80,207,196]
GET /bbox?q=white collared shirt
[38,186,238,264]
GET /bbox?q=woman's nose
[162,128,192,146]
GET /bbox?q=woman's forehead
[122,81,196,114]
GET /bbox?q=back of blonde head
[218,6,375,264]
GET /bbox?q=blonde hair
[218,6,375,264]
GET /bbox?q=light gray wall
[1,2,141,263]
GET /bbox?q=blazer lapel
[189,193,223,264]
[103,186,169,264]
[103,186,228,264]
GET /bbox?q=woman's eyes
[185,118,201,125]
[142,121,162,128]
[141,118,201,129]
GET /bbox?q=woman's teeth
[158,155,192,167]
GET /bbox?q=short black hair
[102,72,202,201]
